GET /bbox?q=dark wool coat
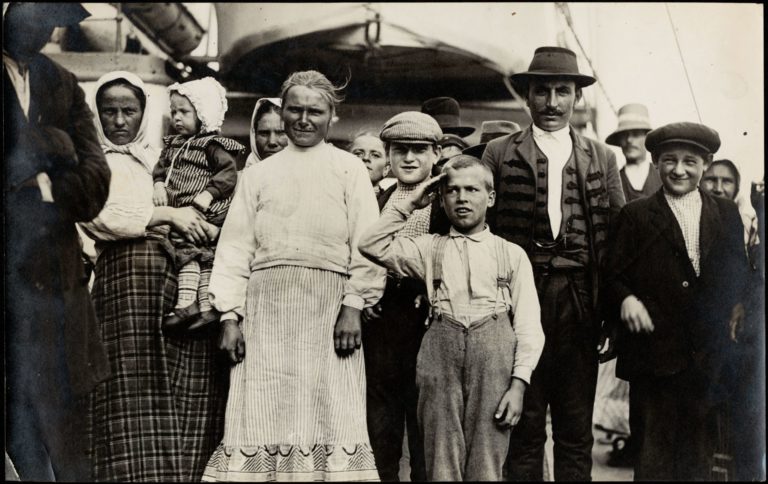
[4,53,111,403]
[481,125,625,319]
[605,189,748,396]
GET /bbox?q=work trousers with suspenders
[416,235,518,481]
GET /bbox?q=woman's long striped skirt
[203,266,378,482]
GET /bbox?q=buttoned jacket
[606,189,748,384]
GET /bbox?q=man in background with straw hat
[606,104,661,203]
[481,46,625,481]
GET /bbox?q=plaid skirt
[86,237,228,482]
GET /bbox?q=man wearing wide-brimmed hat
[606,103,661,202]
[4,3,111,481]
[421,96,476,138]
[481,46,625,481]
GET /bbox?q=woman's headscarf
[245,97,282,168]
[89,71,157,172]
[168,76,228,134]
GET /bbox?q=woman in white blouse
[80,71,228,482]
[202,70,387,482]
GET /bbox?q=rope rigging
[555,2,618,117]
[664,3,703,123]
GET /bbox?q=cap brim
[386,139,436,145]
[652,139,714,155]
[605,127,652,147]
[441,126,475,138]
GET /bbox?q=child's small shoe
[187,310,221,331]
[163,301,201,329]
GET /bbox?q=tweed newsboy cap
[645,122,721,155]
[380,111,443,144]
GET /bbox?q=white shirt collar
[664,188,702,203]
[532,124,571,144]
[449,225,492,242]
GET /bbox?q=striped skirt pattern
[203,266,379,482]
[86,238,228,482]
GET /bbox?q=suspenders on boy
[428,235,514,326]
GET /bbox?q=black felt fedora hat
[510,46,596,92]
[421,97,475,138]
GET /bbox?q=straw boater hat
[605,104,653,146]
[510,46,596,93]
[421,97,475,138]
[462,120,522,159]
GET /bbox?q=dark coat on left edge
[606,189,748,398]
[4,53,111,404]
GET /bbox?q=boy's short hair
[441,155,494,192]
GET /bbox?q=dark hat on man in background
[4,2,91,27]
[510,46,596,93]
[645,122,721,155]
[462,120,522,159]
[605,104,653,146]
[438,133,470,151]
[421,97,475,138]
[380,111,443,145]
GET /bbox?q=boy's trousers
[416,311,517,481]
[363,275,428,482]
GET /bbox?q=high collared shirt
[358,201,545,384]
[664,189,702,276]
[623,156,651,191]
[532,124,573,238]
[211,141,386,322]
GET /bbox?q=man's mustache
[540,109,565,116]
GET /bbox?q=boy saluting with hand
[359,155,545,481]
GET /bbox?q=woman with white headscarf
[244,97,288,168]
[81,71,228,482]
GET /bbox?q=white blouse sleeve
[342,156,388,310]
[79,154,154,241]
[209,167,259,319]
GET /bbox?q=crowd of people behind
[4,3,765,483]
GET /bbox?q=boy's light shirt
[358,200,545,383]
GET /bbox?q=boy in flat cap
[359,155,545,481]
[605,122,749,480]
[4,2,111,480]
[362,111,450,481]
[482,46,625,480]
